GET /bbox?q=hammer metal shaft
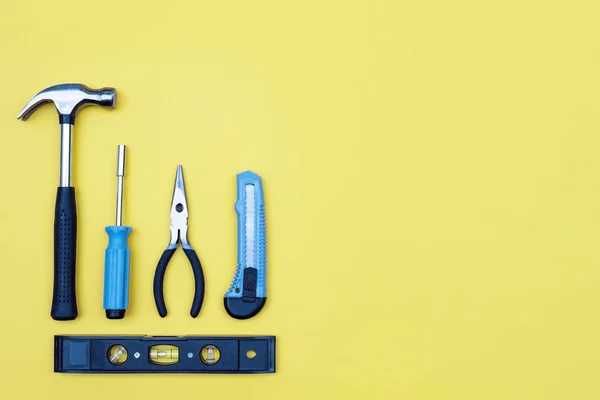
[60,123,72,187]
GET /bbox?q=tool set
[16,82,274,375]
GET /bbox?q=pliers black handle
[153,244,205,318]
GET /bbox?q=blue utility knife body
[224,171,267,319]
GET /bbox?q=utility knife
[224,170,267,319]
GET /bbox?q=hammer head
[17,83,116,124]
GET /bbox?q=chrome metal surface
[59,123,72,187]
[16,83,116,121]
[169,165,189,247]
[115,145,126,226]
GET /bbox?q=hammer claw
[16,92,52,121]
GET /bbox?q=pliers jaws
[168,168,190,249]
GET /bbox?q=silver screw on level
[134,352,140,359]
[187,352,193,359]
[115,144,126,226]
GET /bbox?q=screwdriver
[103,144,132,319]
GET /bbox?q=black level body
[55,335,276,374]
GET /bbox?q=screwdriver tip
[117,145,126,176]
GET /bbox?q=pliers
[153,165,205,318]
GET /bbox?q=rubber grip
[51,187,78,321]
[103,226,132,319]
[153,248,176,318]
[183,247,205,318]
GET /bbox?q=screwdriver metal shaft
[116,144,125,226]
[103,145,132,319]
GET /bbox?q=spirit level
[55,335,276,374]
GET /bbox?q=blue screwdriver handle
[103,225,132,319]
[224,170,267,319]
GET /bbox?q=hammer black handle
[51,187,78,320]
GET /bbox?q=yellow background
[1,0,600,398]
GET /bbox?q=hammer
[17,83,117,320]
